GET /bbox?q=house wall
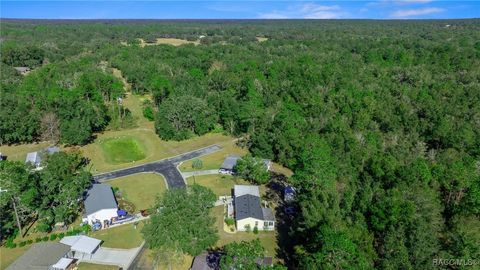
[86,208,118,224]
[236,217,264,231]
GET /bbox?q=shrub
[143,106,155,121]
[42,236,49,241]
[50,234,57,241]
[35,237,42,243]
[253,226,259,234]
[5,238,17,249]
[19,241,27,247]
[26,239,33,245]
[244,224,251,233]
[58,232,65,239]
[225,217,235,226]
[82,224,91,233]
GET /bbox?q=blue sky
[1,1,479,19]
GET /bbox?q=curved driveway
[92,144,221,188]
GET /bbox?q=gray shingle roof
[84,184,118,215]
[235,194,264,220]
[262,208,275,221]
[220,155,240,170]
[6,242,70,270]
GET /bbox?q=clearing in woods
[136,38,200,47]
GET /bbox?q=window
[255,221,258,226]
[269,221,273,226]
[264,221,268,227]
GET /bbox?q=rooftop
[220,155,240,170]
[262,208,275,221]
[235,194,264,221]
[25,151,41,166]
[60,235,102,254]
[6,242,70,270]
[234,185,260,197]
[84,184,118,216]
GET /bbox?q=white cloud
[390,7,444,18]
[258,3,347,19]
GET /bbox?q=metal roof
[60,236,101,254]
[25,152,41,166]
[235,194,264,221]
[6,242,70,270]
[190,254,214,270]
[84,184,118,216]
[220,155,240,170]
[234,185,260,197]
[46,146,60,154]
[51,258,74,270]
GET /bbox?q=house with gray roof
[83,184,118,226]
[6,242,74,270]
[25,146,61,169]
[234,185,275,231]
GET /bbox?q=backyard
[90,222,144,249]
[109,173,167,211]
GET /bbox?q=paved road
[92,145,221,188]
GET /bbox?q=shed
[46,146,60,154]
[219,155,240,174]
[25,151,42,168]
[51,258,75,270]
[13,67,30,75]
[60,235,101,258]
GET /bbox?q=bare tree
[40,112,60,143]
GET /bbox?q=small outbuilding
[25,151,42,168]
[219,155,240,175]
[83,184,118,226]
[60,235,102,259]
[13,66,30,75]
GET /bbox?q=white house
[83,184,118,226]
[234,185,275,231]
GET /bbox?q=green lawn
[186,174,267,197]
[0,246,30,270]
[109,173,167,210]
[100,136,146,164]
[186,174,251,197]
[90,222,144,249]
[77,263,119,270]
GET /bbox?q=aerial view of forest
[1,16,479,270]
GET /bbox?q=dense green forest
[1,19,480,269]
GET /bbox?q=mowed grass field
[0,246,30,270]
[90,222,144,249]
[82,132,235,174]
[186,174,258,197]
[109,173,167,210]
[77,263,119,270]
[100,136,146,164]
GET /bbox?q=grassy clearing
[0,246,30,270]
[137,38,200,47]
[77,263,119,270]
[186,174,253,197]
[82,132,234,174]
[256,37,269,42]
[179,138,247,172]
[109,173,167,210]
[0,141,51,163]
[90,222,144,249]
[100,136,146,164]
[213,206,277,258]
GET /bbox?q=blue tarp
[285,186,295,194]
[117,209,127,216]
